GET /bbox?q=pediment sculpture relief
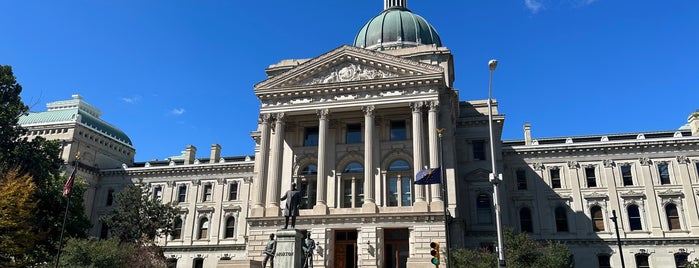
[301,62,399,85]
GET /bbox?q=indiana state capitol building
[19,1,699,267]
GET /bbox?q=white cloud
[170,108,185,116]
[121,95,142,104]
[525,0,544,13]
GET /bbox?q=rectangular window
[177,185,187,203]
[154,186,163,202]
[516,169,527,190]
[676,253,689,268]
[303,126,319,146]
[228,182,238,200]
[473,140,486,161]
[658,163,671,185]
[203,184,213,202]
[346,123,362,144]
[622,165,633,186]
[635,254,650,268]
[550,169,561,189]
[585,167,597,187]
[390,120,407,141]
[598,255,611,268]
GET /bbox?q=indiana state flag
[415,167,441,185]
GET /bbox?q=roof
[18,95,133,146]
[354,6,442,51]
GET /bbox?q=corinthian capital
[410,102,424,113]
[317,109,329,120]
[362,105,375,117]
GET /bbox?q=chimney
[689,110,699,136]
[524,122,532,145]
[210,144,221,163]
[184,145,197,165]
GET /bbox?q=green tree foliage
[0,65,91,264]
[449,229,572,268]
[57,237,135,268]
[101,182,179,243]
[0,168,39,266]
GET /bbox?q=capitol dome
[354,0,442,51]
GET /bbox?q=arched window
[198,218,209,240]
[519,207,533,233]
[224,217,235,238]
[628,205,643,231]
[591,206,605,232]
[386,160,412,207]
[555,206,568,232]
[172,217,182,240]
[666,203,681,230]
[635,254,650,268]
[299,164,317,209]
[476,194,492,224]
[598,254,611,268]
[342,162,364,208]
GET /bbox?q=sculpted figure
[302,232,316,268]
[280,182,301,229]
[262,234,276,268]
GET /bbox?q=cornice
[100,162,254,176]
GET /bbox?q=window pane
[229,182,238,200]
[635,254,649,268]
[675,253,689,268]
[585,167,597,187]
[520,207,533,233]
[516,169,527,190]
[592,206,605,232]
[344,162,363,173]
[390,120,406,141]
[178,186,187,203]
[598,255,611,268]
[355,178,364,208]
[666,204,681,230]
[346,123,362,144]
[628,205,643,231]
[342,180,352,208]
[225,217,235,238]
[622,166,633,186]
[302,164,318,175]
[658,163,671,185]
[203,184,212,202]
[304,126,319,146]
[401,178,412,206]
[388,178,398,206]
[477,194,492,224]
[473,140,486,161]
[388,160,410,171]
[555,207,569,232]
[550,169,561,189]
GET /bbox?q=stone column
[315,109,329,214]
[266,113,285,216]
[427,101,443,208]
[362,105,378,212]
[251,114,271,217]
[639,158,663,236]
[411,102,427,211]
[676,156,699,234]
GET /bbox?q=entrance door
[384,229,409,268]
[334,230,357,268]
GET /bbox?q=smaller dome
[354,6,442,51]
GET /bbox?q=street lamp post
[487,59,506,268]
[611,210,626,268]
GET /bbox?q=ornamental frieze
[300,62,399,85]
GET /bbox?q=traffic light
[430,241,440,266]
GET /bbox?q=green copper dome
[354,3,442,51]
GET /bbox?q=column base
[266,206,281,217]
[250,207,265,217]
[313,203,329,215]
[362,202,378,213]
[430,200,444,212]
[413,200,429,212]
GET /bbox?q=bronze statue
[280,182,301,229]
[302,232,316,268]
[262,234,276,268]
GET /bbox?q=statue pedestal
[274,229,304,268]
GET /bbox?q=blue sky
[2,1,697,162]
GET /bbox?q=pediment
[463,168,491,180]
[254,45,444,93]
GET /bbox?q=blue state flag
[415,167,441,185]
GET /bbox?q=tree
[0,168,40,266]
[448,229,572,268]
[0,65,91,264]
[56,237,135,268]
[101,182,179,243]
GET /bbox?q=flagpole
[55,152,79,268]
[436,128,450,268]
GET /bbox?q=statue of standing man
[302,232,316,268]
[280,182,301,229]
[262,234,276,268]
